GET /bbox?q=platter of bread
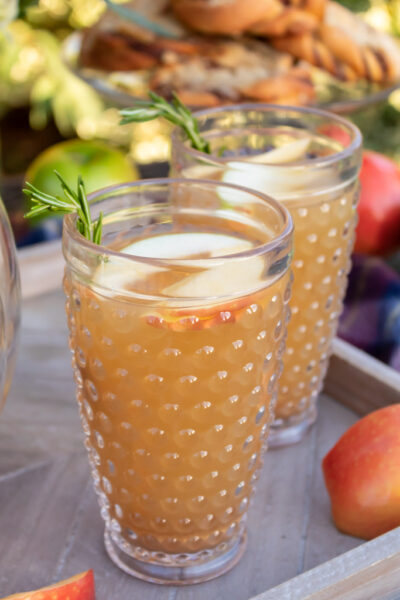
[63,0,400,112]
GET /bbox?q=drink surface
[65,223,291,557]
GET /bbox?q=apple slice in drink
[157,241,266,330]
[245,138,311,165]
[95,232,255,292]
[183,138,311,183]
[219,137,314,202]
[215,136,343,206]
[94,231,266,330]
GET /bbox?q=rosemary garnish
[23,171,103,244]
[120,92,211,154]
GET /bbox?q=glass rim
[171,103,363,169]
[63,177,293,267]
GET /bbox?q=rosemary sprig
[23,171,103,244]
[120,92,211,154]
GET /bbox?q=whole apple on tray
[323,405,400,540]
[321,125,400,257]
[355,151,400,256]
[1,570,95,600]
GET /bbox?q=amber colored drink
[63,179,293,584]
[66,270,290,552]
[277,187,357,423]
[171,104,362,447]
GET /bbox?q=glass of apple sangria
[171,105,362,447]
[63,178,293,584]
[0,195,20,413]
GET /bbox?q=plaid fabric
[339,254,400,371]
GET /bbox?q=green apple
[25,138,139,200]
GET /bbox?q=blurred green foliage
[18,1,38,18]
[352,101,400,158]
[336,0,371,12]
[0,20,104,135]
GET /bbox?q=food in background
[78,0,400,106]
[80,21,315,107]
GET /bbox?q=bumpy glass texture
[276,185,359,422]
[0,196,20,412]
[64,272,291,563]
[62,179,293,582]
[171,105,362,444]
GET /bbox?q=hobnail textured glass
[63,178,293,584]
[276,189,359,440]
[0,195,20,413]
[171,104,362,447]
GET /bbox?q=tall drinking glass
[63,178,293,584]
[171,105,362,447]
[0,195,20,412]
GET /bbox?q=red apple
[322,405,400,540]
[318,123,352,148]
[355,151,400,255]
[1,570,95,600]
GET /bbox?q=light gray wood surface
[18,240,64,300]
[0,290,396,599]
[258,527,400,600]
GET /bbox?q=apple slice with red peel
[146,307,237,331]
[95,231,254,292]
[92,231,264,331]
[243,138,311,165]
[184,138,311,172]
[143,238,265,331]
[95,230,265,330]
[164,252,264,298]
[145,295,253,331]
[219,137,314,203]
[179,139,313,207]
[122,232,253,259]
[1,570,95,600]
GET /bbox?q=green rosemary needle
[23,171,103,244]
[120,91,211,154]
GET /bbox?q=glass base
[269,404,317,448]
[104,529,247,585]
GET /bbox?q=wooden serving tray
[0,240,399,599]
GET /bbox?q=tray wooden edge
[326,338,400,414]
[254,527,400,600]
